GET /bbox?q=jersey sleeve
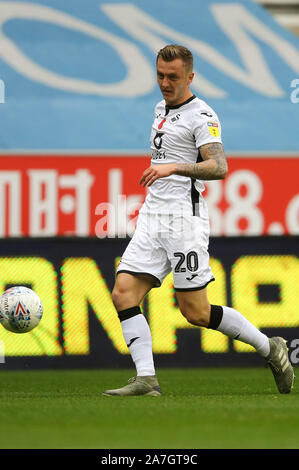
[192,106,223,148]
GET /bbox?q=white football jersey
[140,95,223,216]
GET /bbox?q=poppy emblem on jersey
[158,118,166,129]
[207,121,219,137]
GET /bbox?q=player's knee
[111,285,131,310]
[180,300,210,327]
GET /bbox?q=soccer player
[103,45,294,396]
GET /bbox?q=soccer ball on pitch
[0,286,43,334]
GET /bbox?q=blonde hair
[156,45,193,73]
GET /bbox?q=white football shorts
[117,201,215,291]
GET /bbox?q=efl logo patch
[207,121,219,137]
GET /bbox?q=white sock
[217,306,270,358]
[120,314,155,376]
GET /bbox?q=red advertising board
[0,155,298,237]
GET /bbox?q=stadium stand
[257,0,299,36]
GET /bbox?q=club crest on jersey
[207,121,220,137]
[170,114,180,123]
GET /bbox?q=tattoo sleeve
[174,142,228,180]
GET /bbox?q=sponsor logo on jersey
[153,131,164,149]
[152,149,166,160]
[207,121,220,137]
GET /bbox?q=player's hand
[139,164,176,187]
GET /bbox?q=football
[0,286,43,334]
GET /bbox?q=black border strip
[117,269,161,287]
[191,178,200,216]
[175,277,215,292]
[165,94,196,113]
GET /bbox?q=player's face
[157,57,194,106]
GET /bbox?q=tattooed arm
[174,142,228,180]
[139,143,228,187]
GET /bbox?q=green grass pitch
[0,367,298,449]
